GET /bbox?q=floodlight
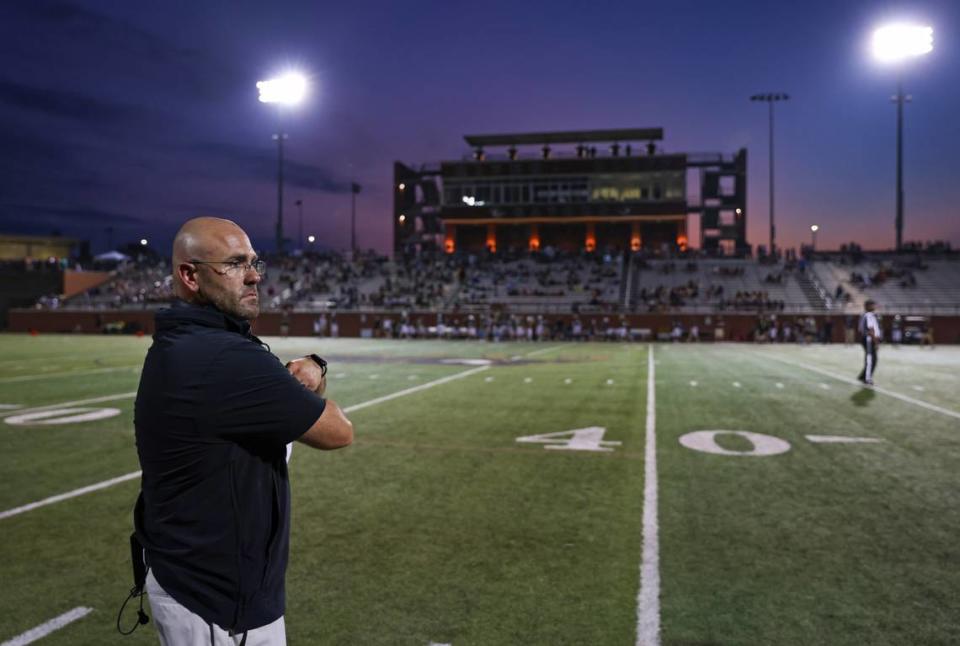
[307,235,316,243]
[872,24,933,63]
[257,72,308,105]
[140,239,148,246]
[810,225,819,232]
[399,214,406,224]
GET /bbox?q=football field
[1,334,958,645]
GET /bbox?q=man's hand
[285,358,326,396]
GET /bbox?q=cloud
[0,79,144,125]
[0,1,246,104]
[0,1,198,66]
[188,141,354,193]
[1,203,144,225]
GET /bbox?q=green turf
[0,334,958,645]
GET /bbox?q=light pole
[871,24,933,252]
[295,199,304,250]
[750,93,789,257]
[810,224,819,250]
[257,72,308,253]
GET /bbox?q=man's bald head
[172,217,246,267]
[171,217,262,319]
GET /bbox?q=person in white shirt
[857,299,881,385]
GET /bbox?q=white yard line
[0,366,139,385]
[0,392,138,418]
[636,345,660,646]
[343,365,489,414]
[0,606,92,646]
[806,435,884,444]
[523,344,563,358]
[0,365,490,521]
[0,472,142,520]
[762,353,960,421]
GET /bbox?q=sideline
[761,352,960,421]
[636,345,660,646]
[0,365,489,521]
[0,606,93,646]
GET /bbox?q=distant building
[394,128,747,256]
[0,233,77,261]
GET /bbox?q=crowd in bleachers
[455,249,622,309]
[808,243,958,313]
[631,257,803,312]
[30,244,960,315]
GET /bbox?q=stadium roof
[464,128,664,147]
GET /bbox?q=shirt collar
[158,299,254,337]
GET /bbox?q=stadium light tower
[750,93,789,257]
[871,23,933,252]
[810,224,819,250]
[257,72,309,253]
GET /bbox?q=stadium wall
[7,309,960,343]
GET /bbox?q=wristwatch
[308,353,327,377]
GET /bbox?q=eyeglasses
[191,259,266,277]
[312,355,328,378]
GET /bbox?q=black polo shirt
[134,300,325,631]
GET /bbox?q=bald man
[132,217,352,645]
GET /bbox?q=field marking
[680,430,791,457]
[636,345,660,646]
[0,366,489,521]
[761,353,960,421]
[732,381,741,388]
[517,427,621,453]
[819,383,831,390]
[1,606,93,646]
[606,379,615,385]
[913,385,924,392]
[0,404,22,410]
[523,377,533,383]
[5,407,122,426]
[484,376,495,382]
[806,435,884,444]
[0,365,139,385]
[523,344,563,358]
[564,378,573,384]
[775,382,784,389]
[331,365,490,415]
[0,469,143,520]
[0,392,137,419]
[689,380,697,387]
[440,358,491,366]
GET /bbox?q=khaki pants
[146,570,286,646]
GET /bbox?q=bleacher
[34,250,960,316]
[810,257,960,314]
[454,253,623,312]
[628,259,812,312]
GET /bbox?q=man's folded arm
[298,399,353,450]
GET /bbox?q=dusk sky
[1,0,957,255]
